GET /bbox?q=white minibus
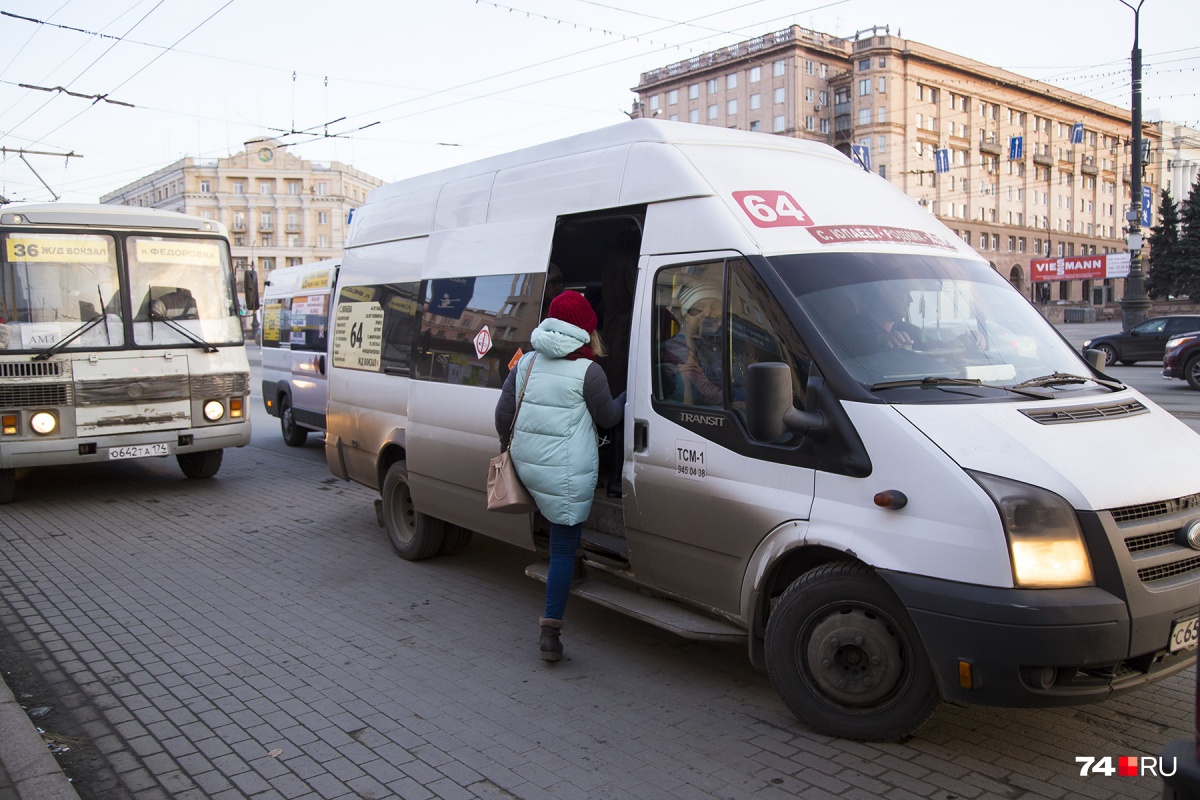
[260,260,337,445]
[0,203,256,503]
[324,121,1200,740]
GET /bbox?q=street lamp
[1118,0,1151,330]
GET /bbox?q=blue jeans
[544,522,582,621]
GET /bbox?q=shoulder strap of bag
[505,353,538,447]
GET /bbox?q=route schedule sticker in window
[331,301,384,371]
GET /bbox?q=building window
[707,78,718,93]
[806,116,816,131]
[232,181,244,194]
[750,93,760,110]
[669,114,678,121]
[708,104,718,120]
[858,58,870,71]
[260,211,273,229]
[318,235,329,248]
[261,235,273,247]
[774,59,786,77]
[859,79,870,96]
[317,211,329,224]
[288,181,301,195]
[1019,238,1026,253]
[668,89,678,105]
[878,77,886,93]
[688,83,699,100]
[199,180,210,193]
[877,136,886,153]
[750,120,760,132]
[819,118,829,134]
[774,115,786,133]
[805,60,814,76]
[315,182,328,196]
[260,182,272,195]
[774,87,785,104]
[287,211,299,230]
[879,165,886,179]
[727,99,737,115]
[727,73,737,89]
[233,211,245,230]
[877,107,886,123]
[649,95,660,110]
[288,234,299,248]
[820,63,828,78]
[749,66,760,83]
[1008,236,1016,251]
[979,233,988,249]
[858,108,871,125]
[689,108,700,123]
[878,57,886,68]
[806,87,815,103]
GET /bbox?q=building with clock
[100,138,384,298]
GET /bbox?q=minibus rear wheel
[382,462,445,561]
[279,396,308,447]
[764,562,939,741]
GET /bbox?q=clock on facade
[257,148,273,163]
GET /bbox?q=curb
[0,676,80,800]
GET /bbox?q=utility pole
[1118,0,1151,330]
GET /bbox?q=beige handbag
[487,355,538,514]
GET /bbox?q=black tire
[0,469,15,504]
[438,524,474,557]
[1093,343,1118,369]
[764,562,940,741]
[1119,359,1136,366]
[381,462,444,561]
[1186,355,1200,391]
[279,396,308,447]
[177,449,223,479]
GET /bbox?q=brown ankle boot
[539,617,563,662]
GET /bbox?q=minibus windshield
[770,251,1111,399]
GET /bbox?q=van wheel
[764,562,939,741]
[381,462,444,561]
[178,450,223,479]
[438,525,474,556]
[1093,343,1118,369]
[279,396,308,446]
[1186,354,1200,391]
[0,469,15,504]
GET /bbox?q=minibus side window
[653,261,726,408]
[414,272,546,387]
[728,259,809,422]
[330,282,419,374]
[261,298,288,349]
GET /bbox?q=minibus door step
[524,561,746,643]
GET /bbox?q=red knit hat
[548,290,597,334]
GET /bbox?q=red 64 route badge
[732,190,814,228]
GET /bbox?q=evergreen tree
[1177,178,1200,301]
[1146,188,1181,299]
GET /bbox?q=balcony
[286,223,300,232]
[231,219,246,231]
[259,222,274,232]
[979,141,1002,156]
[1033,153,1054,167]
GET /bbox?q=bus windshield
[769,251,1111,399]
[0,231,240,354]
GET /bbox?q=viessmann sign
[1031,253,1131,282]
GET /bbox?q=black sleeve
[495,367,518,449]
[583,361,625,430]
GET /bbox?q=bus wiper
[31,315,107,361]
[871,376,983,391]
[1012,371,1123,391]
[149,311,218,353]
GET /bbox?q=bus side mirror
[244,270,260,311]
[1084,348,1106,371]
[745,362,823,441]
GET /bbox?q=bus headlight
[30,411,58,435]
[203,400,225,422]
[969,471,1094,588]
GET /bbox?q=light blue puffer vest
[510,319,598,526]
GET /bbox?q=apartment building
[101,139,384,295]
[634,25,1163,308]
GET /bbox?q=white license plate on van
[1169,616,1199,653]
[107,443,169,460]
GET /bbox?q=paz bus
[0,203,258,503]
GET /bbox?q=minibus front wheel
[381,461,445,561]
[764,562,939,741]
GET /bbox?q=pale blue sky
[0,0,1194,204]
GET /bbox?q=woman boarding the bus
[494,290,624,662]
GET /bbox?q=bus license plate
[107,443,169,460]
[1169,616,1199,653]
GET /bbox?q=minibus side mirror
[244,270,260,312]
[745,362,823,441]
[1084,348,1107,371]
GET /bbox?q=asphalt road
[0,331,1197,800]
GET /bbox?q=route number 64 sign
[732,191,814,228]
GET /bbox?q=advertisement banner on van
[1030,253,1130,282]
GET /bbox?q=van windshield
[769,252,1109,399]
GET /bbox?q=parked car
[1163,329,1200,390]
[1082,315,1200,366]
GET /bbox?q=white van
[260,260,337,445]
[325,120,1200,740]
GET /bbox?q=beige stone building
[634,25,1163,312]
[101,139,384,294]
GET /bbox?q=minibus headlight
[968,471,1093,588]
[203,400,225,422]
[30,411,57,435]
